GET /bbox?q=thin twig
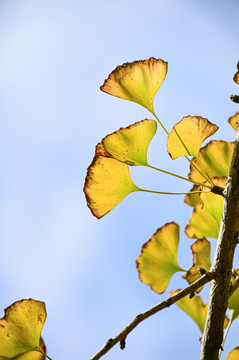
[90,272,215,360]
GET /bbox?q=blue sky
[0,0,239,359]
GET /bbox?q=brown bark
[200,128,239,360]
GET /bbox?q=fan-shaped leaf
[167,116,218,159]
[170,291,207,332]
[102,119,157,166]
[227,347,239,360]
[185,177,226,239]
[184,184,202,207]
[188,140,234,183]
[84,155,139,218]
[100,58,167,113]
[182,239,211,288]
[228,113,239,132]
[0,299,47,360]
[233,61,239,84]
[137,222,183,294]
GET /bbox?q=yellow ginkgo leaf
[84,155,139,219]
[189,140,234,183]
[228,272,239,321]
[100,58,167,114]
[0,299,47,360]
[228,112,239,132]
[185,177,226,239]
[167,116,218,159]
[226,347,239,360]
[233,61,239,84]
[182,238,211,288]
[136,222,183,294]
[102,119,157,166]
[170,290,208,332]
[184,184,202,207]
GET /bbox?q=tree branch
[200,128,239,360]
[90,272,214,360]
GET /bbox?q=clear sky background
[0,1,239,359]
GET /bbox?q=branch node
[120,337,126,350]
[189,292,195,299]
[230,94,239,103]
[211,185,225,197]
[198,267,209,276]
[105,338,113,348]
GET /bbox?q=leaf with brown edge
[182,239,211,290]
[185,177,226,239]
[167,116,218,159]
[102,119,157,166]
[170,290,208,332]
[100,58,167,114]
[0,299,48,360]
[84,155,139,219]
[226,347,239,360]
[136,222,183,294]
[228,112,239,132]
[188,140,234,183]
[233,61,239,84]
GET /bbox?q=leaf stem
[152,110,169,135]
[147,164,212,189]
[218,310,234,359]
[138,188,211,196]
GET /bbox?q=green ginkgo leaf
[185,177,226,239]
[226,347,239,360]
[84,154,139,218]
[188,140,234,183]
[0,299,47,360]
[102,119,157,166]
[228,113,239,132]
[228,274,239,321]
[182,238,211,289]
[136,222,183,294]
[167,116,218,159]
[170,291,208,332]
[100,58,167,114]
[233,61,239,84]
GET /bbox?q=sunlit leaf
[228,274,239,321]
[100,58,167,113]
[84,155,139,218]
[182,239,211,289]
[0,299,47,360]
[167,116,218,159]
[184,184,203,207]
[233,61,239,84]
[136,222,183,294]
[185,177,226,239]
[228,113,239,132]
[188,140,234,183]
[170,290,207,332]
[102,119,157,166]
[226,347,239,360]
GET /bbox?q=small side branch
[90,272,214,360]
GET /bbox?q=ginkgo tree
[83,57,239,360]
[0,58,239,360]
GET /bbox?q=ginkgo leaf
[182,239,211,288]
[8,338,46,360]
[170,290,208,332]
[100,58,167,114]
[102,119,157,166]
[167,116,218,159]
[136,222,183,294]
[228,113,239,132]
[233,61,239,84]
[226,347,239,360]
[228,275,239,321]
[0,299,47,360]
[184,185,202,207]
[188,140,234,183]
[185,177,226,239]
[84,155,139,218]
